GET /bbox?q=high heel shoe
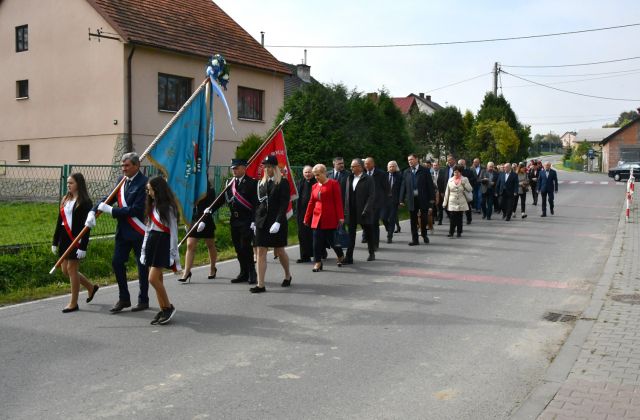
[312,262,323,272]
[178,272,192,284]
[208,267,217,279]
[281,276,292,287]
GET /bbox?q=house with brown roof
[392,93,444,117]
[1,0,290,166]
[600,119,640,172]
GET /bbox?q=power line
[511,67,640,77]
[425,72,492,93]
[266,23,640,49]
[504,69,640,88]
[502,55,640,68]
[527,117,616,125]
[501,70,640,101]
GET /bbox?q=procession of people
[52,151,559,325]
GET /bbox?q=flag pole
[49,78,211,274]
[178,112,292,247]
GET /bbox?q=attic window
[158,73,192,112]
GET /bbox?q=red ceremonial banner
[245,129,298,218]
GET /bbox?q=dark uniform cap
[261,155,279,167]
[230,158,248,168]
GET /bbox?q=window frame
[15,25,28,52]
[157,73,192,113]
[237,86,264,122]
[16,80,29,99]
[17,145,30,162]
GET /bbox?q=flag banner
[147,84,210,225]
[245,129,298,219]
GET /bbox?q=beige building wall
[0,0,126,165]
[130,47,285,166]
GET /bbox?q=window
[18,145,30,161]
[16,25,28,52]
[16,80,28,99]
[158,73,192,112]
[238,87,264,121]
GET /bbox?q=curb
[510,200,628,419]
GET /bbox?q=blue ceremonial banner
[147,85,211,226]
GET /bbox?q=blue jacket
[96,171,148,241]
[537,169,558,193]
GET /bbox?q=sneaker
[158,305,176,325]
[150,310,163,325]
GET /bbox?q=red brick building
[600,119,640,172]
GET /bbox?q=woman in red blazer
[304,164,345,271]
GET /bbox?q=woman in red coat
[304,164,345,272]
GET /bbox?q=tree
[471,120,519,163]
[409,106,464,161]
[235,133,263,160]
[603,110,640,128]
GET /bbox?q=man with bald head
[537,161,558,217]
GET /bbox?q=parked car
[608,162,640,181]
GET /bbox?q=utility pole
[493,62,499,96]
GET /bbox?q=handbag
[334,224,350,249]
[464,189,473,203]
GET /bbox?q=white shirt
[63,199,76,227]
[352,173,362,191]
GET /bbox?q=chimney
[296,64,311,83]
[426,95,431,101]
[419,93,424,98]
[260,31,264,47]
[367,92,379,102]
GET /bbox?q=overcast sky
[215,0,640,138]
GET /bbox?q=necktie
[411,168,416,190]
[124,179,131,193]
[388,173,393,188]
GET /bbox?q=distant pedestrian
[480,162,498,220]
[538,161,559,217]
[443,165,472,237]
[513,163,529,219]
[296,165,316,263]
[382,160,402,243]
[52,173,99,313]
[496,162,519,221]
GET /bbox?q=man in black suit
[495,162,518,221]
[211,158,258,284]
[327,156,350,202]
[538,161,559,217]
[400,153,435,245]
[344,158,376,263]
[364,157,390,251]
[296,165,316,263]
[437,154,456,225]
[86,152,149,313]
[459,159,477,224]
[381,160,402,243]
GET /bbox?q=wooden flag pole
[49,77,211,274]
[178,112,292,247]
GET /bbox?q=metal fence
[0,163,304,249]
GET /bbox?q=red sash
[118,184,146,236]
[231,179,253,210]
[60,206,79,248]
[151,208,170,233]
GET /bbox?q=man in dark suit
[344,158,376,263]
[364,157,390,250]
[471,158,483,213]
[381,160,402,243]
[479,161,498,220]
[495,162,519,221]
[538,161,559,217]
[85,152,149,313]
[400,153,435,245]
[211,158,258,283]
[327,156,350,202]
[437,154,456,225]
[459,159,477,224]
[296,165,316,263]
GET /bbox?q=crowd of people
[51,152,559,325]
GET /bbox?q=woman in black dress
[179,182,218,283]
[251,155,291,293]
[52,173,99,313]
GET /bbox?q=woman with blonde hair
[52,172,99,312]
[251,155,292,293]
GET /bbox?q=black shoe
[550,208,554,215]
[437,221,442,225]
[86,285,99,303]
[482,215,486,220]
[342,258,354,265]
[158,305,176,325]
[131,302,149,312]
[281,276,292,287]
[110,300,131,313]
[487,217,492,220]
[248,271,257,285]
[408,241,419,246]
[178,272,192,284]
[457,233,461,237]
[150,310,163,325]
[394,228,401,233]
[62,305,79,313]
[447,234,453,238]
[231,276,248,284]
[361,238,368,243]
[312,262,323,272]
[541,214,547,217]
[387,238,392,244]
[422,235,429,244]
[367,253,375,262]
[208,267,217,279]
[296,258,311,263]
[250,286,266,293]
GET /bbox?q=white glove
[85,211,96,228]
[51,245,58,255]
[250,222,256,234]
[197,221,206,232]
[203,207,212,214]
[269,222,281,234]
[76,249,86,259]
[98,202,113,215]
[139,254,146,265]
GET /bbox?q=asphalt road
[0,165,624,420]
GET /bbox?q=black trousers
[513,192,527,214]
[231,224,255,279]
[346,217,375,260]
[297,219,313,261]
[541,191,555,215]
[501,194,515,220]
[530,182,538,204]
[112,236,148,303]
[409,197,428,243]
[449,211,463,236]
[313,228,344,262]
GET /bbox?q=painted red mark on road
[399,269,578,290]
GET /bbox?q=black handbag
[334,224,350,249]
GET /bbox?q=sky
[215,0,640,138]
